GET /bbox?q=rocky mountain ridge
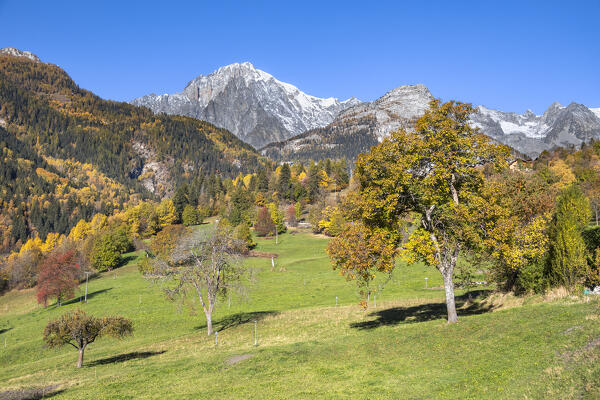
[263,84,600,161]
[0,47,41,62]
[132,62,360,148]
[471,102,600,158]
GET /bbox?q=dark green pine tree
[277,164,292,200]
[173,184,190,222]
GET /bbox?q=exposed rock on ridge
[0,47,41,62]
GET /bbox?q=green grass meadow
[1,230,600,399]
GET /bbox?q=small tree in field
[43,308,133,368]
[37,249,80,307]
[148,226,251,335]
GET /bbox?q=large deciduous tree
[328,100,508,323]
[43,308,133,368]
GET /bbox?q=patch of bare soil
[561,336,600,363]
[0,384,63,400]
[248,250,278,258]
[226,354,254,365]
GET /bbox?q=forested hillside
[0,54,262,252]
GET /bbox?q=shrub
[234,223,256,251]
[516,260,549,294]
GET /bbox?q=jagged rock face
[261,84,434,161]
[471,102,600,158]
[336,84,434,141]
[0,47,40,62]
[131,62,360,148]
[265,82,600,161]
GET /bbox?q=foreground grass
[1,231,600,399]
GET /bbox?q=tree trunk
[77,347,85,368]
[205,312,213,336]
[442,268,458,323]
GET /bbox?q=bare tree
[148,225,251,335]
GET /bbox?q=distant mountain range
[263,86,600,161]
[471,103,600,158]
[4,47,598,161]
[132,62,360,148]
[132,62,600,160]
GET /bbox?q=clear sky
[1,0,598,113]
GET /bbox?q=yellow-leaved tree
[327,100,509,323]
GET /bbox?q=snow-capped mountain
[471,102,600,158]
[263,83,600,161]
[261,84,433,161]
[0,47,40,62]
[131,62,360,148]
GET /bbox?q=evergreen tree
[550,185,592,288]
[173,184,189,222]
[277,163,292,200]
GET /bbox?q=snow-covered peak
[132,63,361,148]
[0,47,41,62]
[471,101,600,158]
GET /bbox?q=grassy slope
[1,231,600,399]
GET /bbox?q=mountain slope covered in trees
[0,51,262,252]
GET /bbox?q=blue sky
[1,0,598,113]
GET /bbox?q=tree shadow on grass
[62,288,112,306]
[0,385,64,400]
[120,254,139,266]
[351,290,494,330]
[195,311,279,332]
[87,350,166,366]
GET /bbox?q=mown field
[1,230,600,399]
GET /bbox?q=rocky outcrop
[0,47,40,62]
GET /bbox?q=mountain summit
[132,62,360,148]
[0,47,41,62]
[261,84,434,161]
